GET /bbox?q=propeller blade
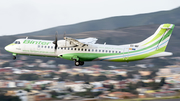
[53,31,58,52]
[63,31,66,40]
[64,31,67,47]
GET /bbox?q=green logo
[23,40,51,45]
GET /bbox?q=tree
[0,94,21,101]
[159,77,166,86]
[49,91,59,98]
[145,71,157,79]
[126,72,134,78]
[24,88,31,92]
[85,81,90,84]
[95,75,108,81]
[49,72,56,78]
[67,87,73,92]
[18,74,39,80]
[58,73,69,81]
[136,81,146,87]
[116,75,125,80]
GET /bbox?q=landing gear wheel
[79,61,84,66]
[75,61,80,66]
[13,56,16,60]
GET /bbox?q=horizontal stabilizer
[146,52,173,59]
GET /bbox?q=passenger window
[38,45,40,48]
[95,50,97,52]
[85,49,87,51]
[44,46,46,48]
[41,46,43,48]
[119,51,121,53]
[106,50,108,53]
[88,49,90,51]
[71,48,73,50]
[78,48,80,51]
[109,50,111,53]
[112,51,114,53]
[51,46,53,49]
[48,46,50,48]
[58,47,60,49]
[67,48,69,50]
[92,49,94,52]
[116,51,118,53]
[99,50,101,52]
[102,50,104,52]
[81,49,83,51]
[74,48,76,50]
[61,47,63,49]
[64,47,66,50]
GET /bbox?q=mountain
[1,8,180,66]
[15,7,180,36]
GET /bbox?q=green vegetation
[0,94,21,101]
[18,74,40,80]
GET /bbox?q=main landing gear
[75,60,84,66]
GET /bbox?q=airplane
[5,24,175,66]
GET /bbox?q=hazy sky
[0,0,180,36]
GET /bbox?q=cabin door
[123,48,129,61]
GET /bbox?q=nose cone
[5,45,11,52]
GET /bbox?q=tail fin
[138,24,175,52]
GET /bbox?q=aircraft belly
[61,53,98,61]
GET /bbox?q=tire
[75,61,80,66]
[13,56,16,60]
[79,61,84,66]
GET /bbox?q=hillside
[1,6,180,66]
[14,7,180,36]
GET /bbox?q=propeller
[64,32,67,47]
[53,31,58,52]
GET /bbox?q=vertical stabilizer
[138,24,175,52]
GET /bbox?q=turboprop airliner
[5,24,175,66]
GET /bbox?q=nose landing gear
[12,53,16,60]
[13,56,16,60]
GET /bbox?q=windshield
[13,41,20,44]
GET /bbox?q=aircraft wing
[78,37,98,44]
[64,37,98,47]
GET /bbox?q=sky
[0,0,180,36]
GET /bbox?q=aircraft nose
[5,45,10,52]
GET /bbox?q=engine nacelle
[57,40,76,47]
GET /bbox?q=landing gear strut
[12,53,16,60]
[74,60,84,66]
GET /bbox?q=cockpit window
[13,41,21,44]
